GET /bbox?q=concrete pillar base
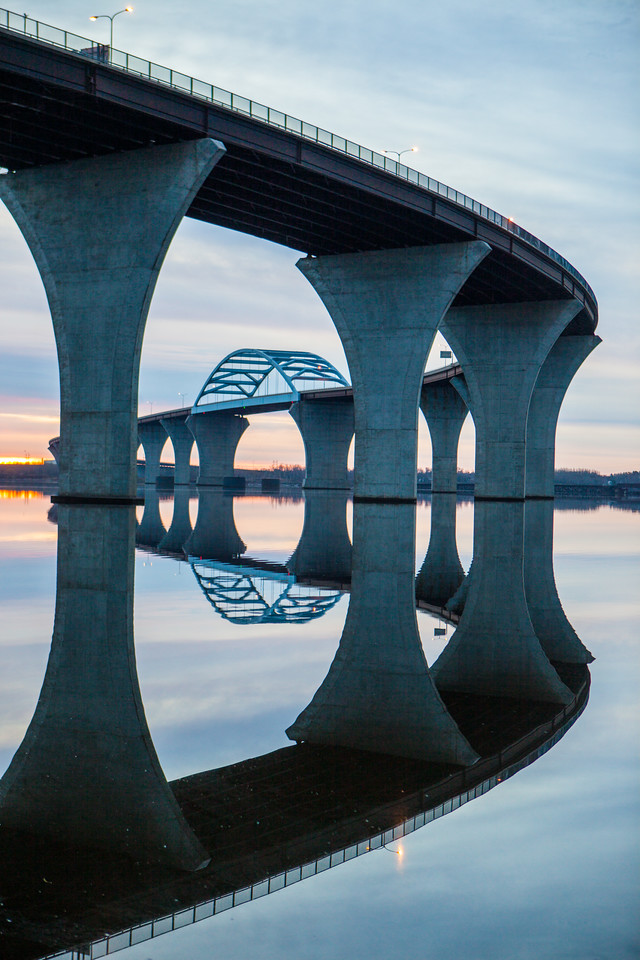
[290,397,354,491]
[138,420,169,487]
[297,243,489,501]
[0,139,224,500]
[187,412,249,487]
[161,417,195,487]
[420,378,468,494]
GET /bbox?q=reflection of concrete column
[288,489,352,582]
[159,487,194,556]
[0,504,208,870]
[0,139,224,501]
[526,335,601,498]
[136,486,167,549]
[297,243,489,502]
[138,420,169,486]
[185,489,246,561]
[187,412,249,487]
[420,378,468,493]
[432,500,573,703]
[287,502,478,764]
[161,416,194,487]
[415,493,465,608]
[290,397,353,490]
[441,301,583,500]
[524,499,594,663]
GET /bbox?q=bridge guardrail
[0,7,594,305]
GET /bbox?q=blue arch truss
[192,349,350,413]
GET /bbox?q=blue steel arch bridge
[192,349,350,415]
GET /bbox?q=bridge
[1,7,600,511]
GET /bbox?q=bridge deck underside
[0,32,596,333]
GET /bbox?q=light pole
[89,7,133,60]
[382,146,419,163]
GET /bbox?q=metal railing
[0,7,595,304]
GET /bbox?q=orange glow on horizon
[0,457,46,465]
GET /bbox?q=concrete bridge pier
[187,412,249,487]
[287,488,352,583]
[289,397,354,490]
[0,503,209,869]
[432,498,573,704]
[185,489,246,561]
[159,486,194,555]
[138,420,169,487]
[286,500,478,764]
[415,493,465,609]
[0,139,224,502]
[440,300,583,500]
[297,243,490,502]
[161,416,194,486]
[525,335,602,499]
[420,376,469,493]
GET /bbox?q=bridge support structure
[187,412,249,487]
[415,492,466,610]
[138,420,169,487]
[185,488,246,562]
[161,416,194,486]
[288,488,352,583]
[420,376,469,494]
[0,138,224,502]
[286,501,478,764]
[290,397,354,490]
[0,503,209,869]
[297,243,489,502]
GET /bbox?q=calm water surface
[0,490,637,959]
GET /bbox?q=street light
[382,146,418,162]
[89,7,133,59]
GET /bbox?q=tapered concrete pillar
[288,489,352,583]
[432,500,573,703]
[187,412,249,487]
[159,487,194,556]
[526,335,601,498]
[136,486,167,549]
[138,420,169,486]
[0,504,209,869]
[161,416,195,486]
[297,243,489,502]
[440,301,583,500]
[0,139,224,502]
[290,397,354,490]
[415,493,465,608]
[420,377,469,493]
[286,501,478,764]
[186,489,246,561]
[524,499,594,663]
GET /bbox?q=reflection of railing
[0,7,594,301]
[44,672,589,960]
[191,559,342,624]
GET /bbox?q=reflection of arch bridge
[191,558,342,625]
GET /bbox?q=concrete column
[288,488,352,583]
[0,139,224,502]
[289,397,354,490]
[185,489,246,562]
[420,377,468,493]
[524,499,594,663]
[161,416,195,486]
[159,487,194,556]
[432,500,574,704]
[526,335,601,498]
[138,420,169,486]
[187,412,249,487]
[0,504,209,870]
[440,301,583,500]
[296,243,489,502]
[415,493,465,609]
[286,501,478,764]
[136,486,167,550]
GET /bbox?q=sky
[0,0,638,471]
